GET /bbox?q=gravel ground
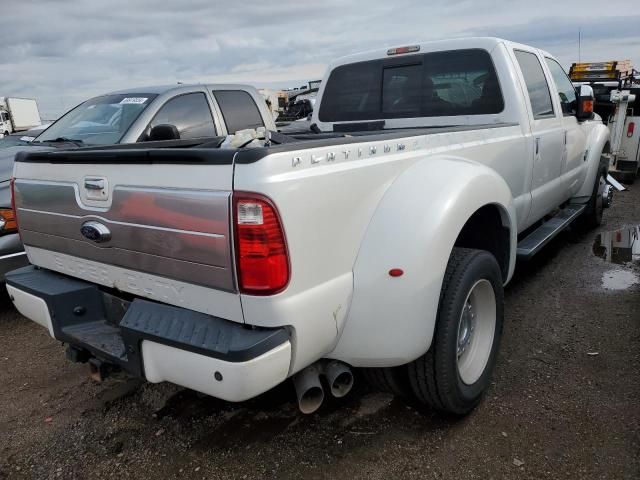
[1,186,639,480]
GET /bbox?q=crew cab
[7,38,610,415]
[0,84,275,281]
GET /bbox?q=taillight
[628,122,635,138]
[233,192,290,295]
[0,208,17,233]
[4,178,18,235]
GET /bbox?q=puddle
[593,227,640,290]
[593,226,640,266]
[601,269,639,290]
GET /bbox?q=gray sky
[2,0,639,119]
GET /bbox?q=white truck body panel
[8,37,610,401]
[619,114,640,165]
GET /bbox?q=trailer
[0,97,42,136]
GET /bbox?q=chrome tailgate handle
[84,178,105,190]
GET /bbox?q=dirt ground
[1,186,639,480]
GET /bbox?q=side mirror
[148,124,180,141]
[576,85,595,121]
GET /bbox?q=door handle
[535,137,540,155]
[84,179,105,190]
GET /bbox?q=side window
[213,91,265,134]
[148,92,216,140]
[514,51,554,119]
[424,49,504,116]
[545,58,577,116]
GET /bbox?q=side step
[516,204,586,259]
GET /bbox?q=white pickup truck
[7,37,611,416]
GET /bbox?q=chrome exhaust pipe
[324,360,354,398]
[292,364,324,414]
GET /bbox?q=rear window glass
[319,49,504,122]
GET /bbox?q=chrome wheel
[457,279,496,385]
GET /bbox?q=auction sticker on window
[120,97,148,104]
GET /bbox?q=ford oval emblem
[80,221,111,243]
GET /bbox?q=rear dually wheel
[408,248,504,415]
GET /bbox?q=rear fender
[328,155,516,367]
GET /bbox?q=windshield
[0,135,33,149]
[36,93,158,145]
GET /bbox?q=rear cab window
[514,50,555,119]
[318,48,504,123]
[212,90,265,134]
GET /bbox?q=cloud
[1,0,638,119]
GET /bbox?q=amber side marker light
[582,98,594,113]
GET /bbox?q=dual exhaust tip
[292,360,354,414]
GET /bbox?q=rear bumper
[6,266,292,402]
[0,251,29,280]
[0,232,29,281]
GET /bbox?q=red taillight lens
[627,122,635,138]
[7,178,19,234]
[233,192,290,295]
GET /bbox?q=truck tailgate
[12,148,241,318]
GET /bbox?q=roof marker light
[387,45,420,56]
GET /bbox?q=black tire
[361,366,411,397]
[407,248,504,415]
[581,168,607,229]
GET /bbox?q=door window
[545,58,578,116]
[148,92,216,140]
[515,51,555,119]
[213,90,265,134]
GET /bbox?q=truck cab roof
[311,36,558,132]
[105,83,260,96]
[329,37,555,68]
